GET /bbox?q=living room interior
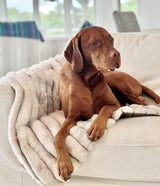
[1,1,160,186]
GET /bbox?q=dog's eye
[111,38,114,44]
[91,41,97,46]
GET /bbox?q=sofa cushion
[75,116,160,181]
[112,32,160,95]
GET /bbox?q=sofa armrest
[0,84,21,164]
[0,83,15,128]
[0,83,15,151]
[0,83,26,185]
[0,82,41,185]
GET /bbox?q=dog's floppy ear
[64,36,83,73]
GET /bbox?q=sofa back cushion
[112,32,160,94]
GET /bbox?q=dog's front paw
[88,120,106,141]
[58,155,73,181]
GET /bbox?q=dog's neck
[81,66,104,88]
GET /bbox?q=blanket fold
[1,55,160,185]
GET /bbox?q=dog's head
[64,26,121,73]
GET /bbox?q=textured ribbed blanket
[1,55,160,186]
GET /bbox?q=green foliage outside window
[121,0,138,15]
[8,8,33,21]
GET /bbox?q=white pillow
[112,32,160,94]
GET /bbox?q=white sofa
[0,31,160,186]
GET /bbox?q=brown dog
[103,70,160,106]
[54,26,160,181]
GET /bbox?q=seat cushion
[75,116,160,182]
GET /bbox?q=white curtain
[0,37,68,77]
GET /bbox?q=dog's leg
[88,104,119,141]
[142,85,160,104]
[89,81,120,141]
[123,94,146,105]
[54,119,76,181]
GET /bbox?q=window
[3,0,95,37]
[120,0,138,15]
[39,0,65,36]
[39,0,95,36]
[6,0,33,21]
[71,0,94,35]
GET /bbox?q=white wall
[138,0,160,31]
[94,0,119,33]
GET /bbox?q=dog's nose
[110,50,120,59]
[110,49,121,68]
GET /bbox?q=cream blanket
[1,55,160,186]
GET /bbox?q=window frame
[0,0,7,21]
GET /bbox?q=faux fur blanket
[1,55,160,186]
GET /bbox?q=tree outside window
[6,0,33,21]
[39,0,65,35]
[120,0,138,15]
